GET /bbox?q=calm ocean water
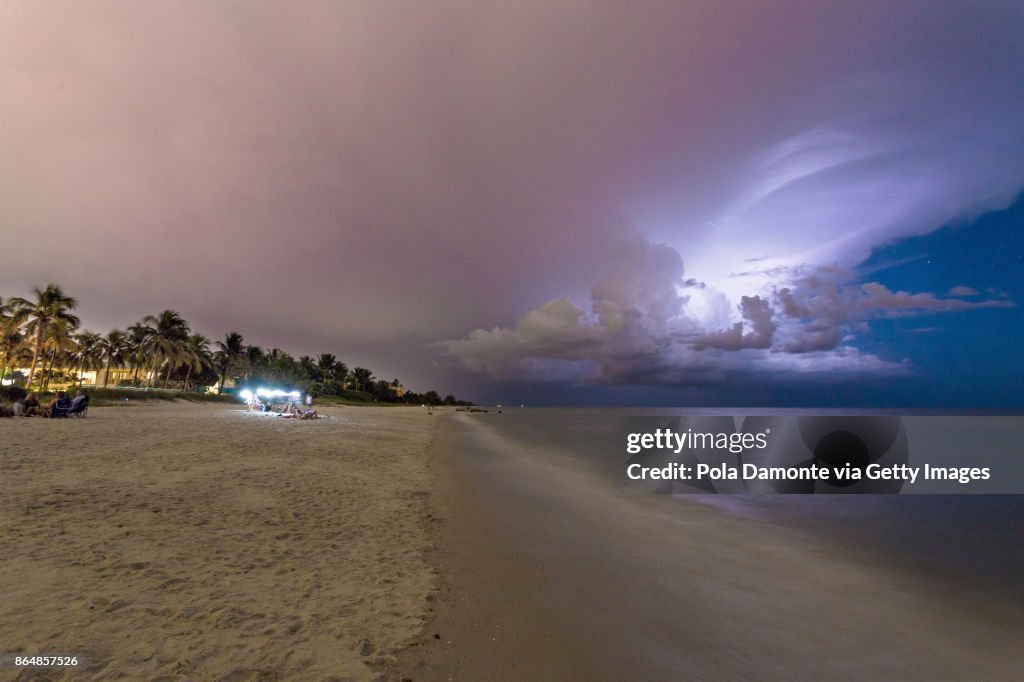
[442,408,1024,679]
[452,407,1024,588]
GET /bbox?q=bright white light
[679,285,731,330]
[239,389,253,401]
[249,387,302,399]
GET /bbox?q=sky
[1,1,1022,406]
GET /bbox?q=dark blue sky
[852,192,1024,407]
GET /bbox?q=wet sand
[383,417,606,682]
[390,412,1024,681]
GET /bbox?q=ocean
[439,408,1024,679]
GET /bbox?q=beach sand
[0,402,438,680]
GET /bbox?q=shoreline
[382,414,605,682]
[388,411,1023,681]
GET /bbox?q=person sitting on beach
[45,391,72,418]
[69,390,90,416]
[12,398,25,417]
[277,403,302,418]
[43,391,65,411]
[298,408,318,420]
[55,393,72,414]
[23,392,41,416]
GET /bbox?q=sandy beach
[3,404,1022,681]
[0,402,438,680]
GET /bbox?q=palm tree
[317,353,338,379]
[243,345,265,383]
[317,354,348,386]
[333,360,349,385]
[40,318,78,391]
[373,378,392,399]
[298,355,317,382]
[0,328,22,384]
[71,331,102,386]
[350,367,374,392]
[142,310,190,388]
[214,331,245,393]
[98,329,128,388]
[7,284,80,387]
[12,345,34,378]
[126,322,150,384]
[180,334,213,392]
[0,299,24,384]
[265,347,285,375]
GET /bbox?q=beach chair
[50,403,72,418]
[69,395,90,418]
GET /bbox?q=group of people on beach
[245,393,319,420]
[0,389,90,418]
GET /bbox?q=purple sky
[2,2,1023,401]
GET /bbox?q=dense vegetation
[0,284,471,406]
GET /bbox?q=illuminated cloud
[442,241,1012,386]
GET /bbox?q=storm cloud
[2,1,1022,396]
[441,240,1010,386]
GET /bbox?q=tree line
[0,284,471,405]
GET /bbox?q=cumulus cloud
[442,240,1013,386]
[855,283,1012,316]
[441,298,602,378]
[769,271,1014,355]
[692,296,774,351]
[590,241,691,338]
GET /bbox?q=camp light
[239,388,301,401]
